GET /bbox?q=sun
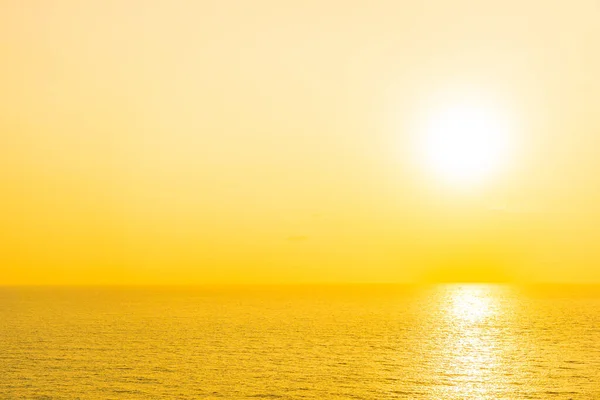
[416,97,513,186]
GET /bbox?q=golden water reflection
[449,284,496,324]
[430,284,513,399]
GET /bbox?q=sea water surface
[1,284,599,399]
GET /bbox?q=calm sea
[1,285,599,399]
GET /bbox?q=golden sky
[2,0,600,284]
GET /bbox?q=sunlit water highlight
[1,285,599,399]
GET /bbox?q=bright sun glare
[417,96,513,186]
[449,285,494,323]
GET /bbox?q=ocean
[1,284,599,399]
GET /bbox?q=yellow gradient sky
[2,0,600,284]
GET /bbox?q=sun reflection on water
[430,284,512,398]
[449,285,495,324]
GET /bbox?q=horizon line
[1,282,599,287]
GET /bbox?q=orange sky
[2,0,600,284]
